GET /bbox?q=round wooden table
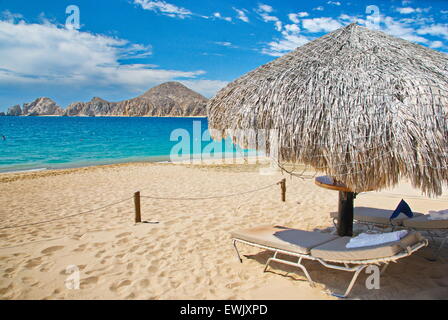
[315,176,356,237]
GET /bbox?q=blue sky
[0,0,447,111]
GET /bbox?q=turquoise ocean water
[0,117,252,173]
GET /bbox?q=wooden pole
[337,191,354,237]
[280,178,286,202]
[134,191,141,223]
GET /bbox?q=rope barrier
[0,197,133,230]
[0,180,283,231]
[140,181,280,201]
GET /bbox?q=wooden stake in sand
[134,191,142,223]
[279,179,286,202]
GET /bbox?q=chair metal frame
[233,237,428,298]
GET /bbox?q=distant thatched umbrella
[207,23,448,235]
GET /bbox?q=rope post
[278,178,286,202]
[134,191,142,223]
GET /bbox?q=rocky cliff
[6,98,62,116]
[64,97,116,117]
[120,82,208,117]
[64,82,208,117]
[23,98,63,116]
[6,105,23,116]
[5,82,208,117]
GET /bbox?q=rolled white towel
[428,209,448,220]
[346,230,408,249]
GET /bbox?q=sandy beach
[0,161,447,300]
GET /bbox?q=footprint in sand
[225,281,242,289]
[94,250,106,258]
[39,261,56,273]
[116,232,132,239]
[74,244,87,253]
[41,246,64,255]
[93,242,106,248]
[139,279,150,288]
[125,292,136,299]
[110,279,132,292]
[21,277,39,287]
[24,257,43,269]
[0,284,13,296]
[81,276,99,289]
[4,267,16,275]
[116,238,129,246]
[147,265,158,273]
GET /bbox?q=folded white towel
[346,230,408,249]
[428,209,448,220]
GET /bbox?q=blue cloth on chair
[390,199,413,221]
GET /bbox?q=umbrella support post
[337,191,355,237]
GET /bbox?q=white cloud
[382,16,429,43]
[274,21,283,31]
[1,10,24,22]
[302,17,342,33]
[134,0,191,18]
[313,6,324,11]
[396,7,431,14]
[258,4,274,13]
[327,1,341,6]
[233,8,249,23]
[397,7,415,14]
[0,19,227,98]
[262,34,311,56]
[339,14,362,23]
[262,18,310,57]
[417,24,448,40]
[430,41,444,48]
[284,24,300,34]
[288,12,308,24]
[213,12,232,22]
[256,3,282,31]
[214,41,235,48]
[259,5,447,57]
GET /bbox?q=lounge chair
[330,207,448,256]
[232,225,427,298]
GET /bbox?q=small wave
[0,167,48,174]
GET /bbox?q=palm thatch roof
[207,23,448,196]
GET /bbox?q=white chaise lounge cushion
[330,207,424,226]
[403,215,448,229]
[231,225,338,254]
[310,231,424,261]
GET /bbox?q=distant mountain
[4,82,208,117]
[6,98,63,116]
[23,97,63,116]
[64,97,116,117]
[6,104,22,116]
[64,82,208,117]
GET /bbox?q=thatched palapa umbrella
[207,23,448,236]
